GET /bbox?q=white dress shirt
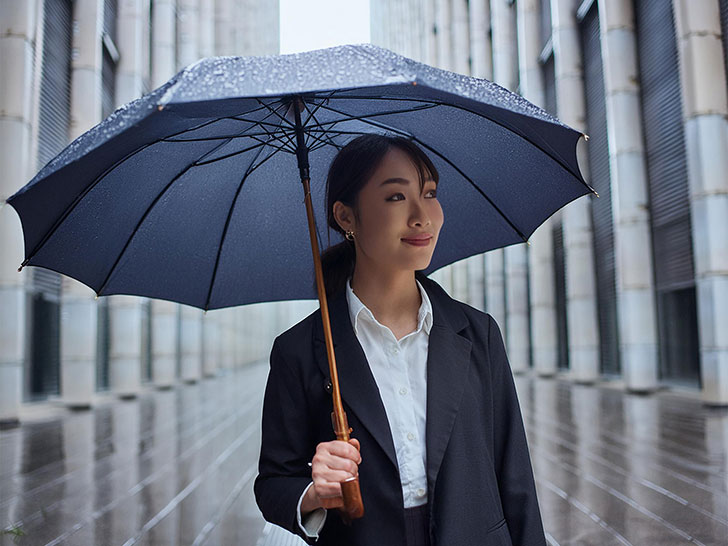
[297,276,433,539]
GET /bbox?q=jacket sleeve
[487,315,547,546]
[254,336,322,545]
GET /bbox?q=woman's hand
[301,438,361,513]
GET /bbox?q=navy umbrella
[6,43,593,520]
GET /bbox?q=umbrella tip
[594,191,600,198]
[157,105,164,111]
[582,133,590,141]
[94,294,99,300]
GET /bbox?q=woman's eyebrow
[379,177,437,186]
[379,177,410,186]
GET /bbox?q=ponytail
[319,239,356,299]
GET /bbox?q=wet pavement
[1,361,727,545]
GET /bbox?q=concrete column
[107,0,149,399]
[491,0,518,89]
[464,256,485,311]
[214,0,235,56]
[552,0,600,383]
[198,0,214,58]
[598,0,659,392]
[180,305,202,381]
[435,0,452,70]
[116,0,148,102]
[496,0,529,371]
[150,299,176,387]
[485,251,506,328]
[0,0,37,425]
[505,244,530,372]
[673,0,728,405]
[150,0,180,389]
[518,0,556,377]
[469,0,493,80]
[452,0,470,74]
[59,0,105,409]
[151,0,177,88]
[177,0,199,69]
[107,295,142,397]
[70,0,104,136]
[487,0,518,338]
[449,0,471,304]
[424,0,437,65]
[462,0,491,314]
[430,0,454,295]
[202,311,219,377]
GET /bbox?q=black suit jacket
[254,274,546,546]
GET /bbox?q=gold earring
[345,230,355,241]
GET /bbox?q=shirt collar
[345,276,433,337]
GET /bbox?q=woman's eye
[387,193,405,201]
[426,189,437,198]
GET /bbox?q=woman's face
[335,146,444,274]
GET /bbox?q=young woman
[254,134,546,546]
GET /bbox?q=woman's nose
[410,200,431,226]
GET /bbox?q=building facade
[371,0,728,405]
[0,0,319,426]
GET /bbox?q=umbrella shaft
[300,175,349,441]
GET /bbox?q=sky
[279,0,371,54]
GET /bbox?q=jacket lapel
[312,276,473,496]
[313,288,400,471]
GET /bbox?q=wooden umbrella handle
[294,112,365,521]
[293,96,364,521]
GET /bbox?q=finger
[323,440,361,462]
[348,439,362,462]
[313,466,358,483]
[315,453,359,475]
[312,451,359,474]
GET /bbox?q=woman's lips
[401,236,432,247]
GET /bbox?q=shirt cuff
[297,481,328,539]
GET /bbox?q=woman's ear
[332,200,355,232]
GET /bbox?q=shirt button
[416,488,426,497]
[407,432,415,441]
[390,346,399,354]
[399,387,408,395]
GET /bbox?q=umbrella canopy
[6,43,592,311]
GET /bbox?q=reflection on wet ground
[1,361,727,545]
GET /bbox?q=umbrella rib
[161,103,274,139]
[18,111,274,269]
[300,103,440,132]
[255,98,296,130]
[248,100,301,153]
[203,138,273,311]
[310,105,529,242]
[163,130,278,142]
[96,137,270,296]
[300,99,347,152]
[195,135,288,166]
[319,93,591,192]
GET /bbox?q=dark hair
[318,133,439,299]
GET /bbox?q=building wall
[369,0,728,404]
[0,0,308,424]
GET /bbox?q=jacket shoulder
[418,272,495,332]
[271,306,321,359]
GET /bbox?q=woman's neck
[349,263,421,331]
